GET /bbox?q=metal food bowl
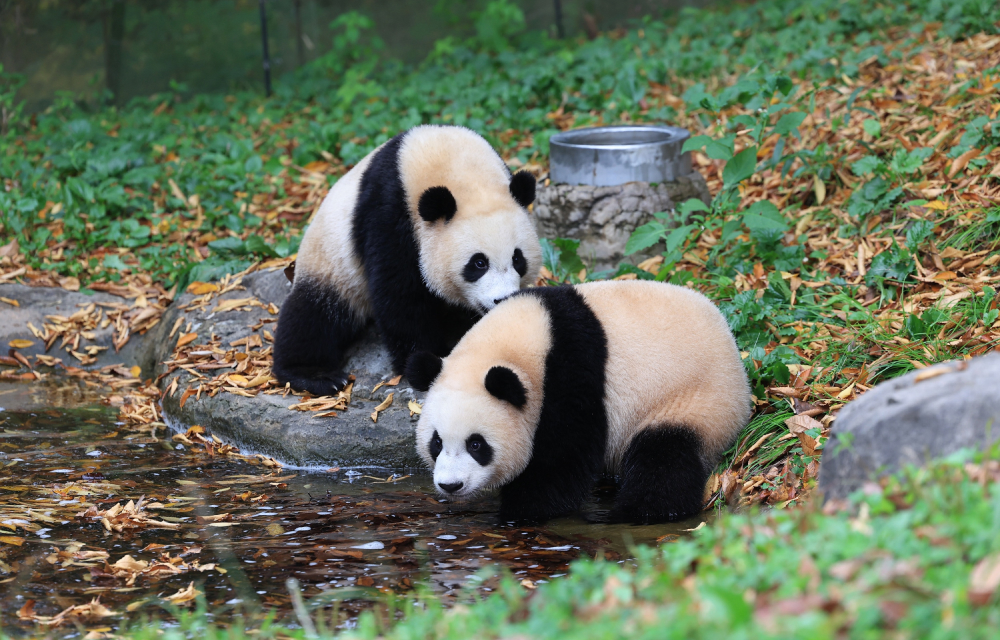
[549,125,693,187]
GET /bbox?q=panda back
[293,143,387,318]
[575,281,751,472]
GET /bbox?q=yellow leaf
[813,173,826,205]
[0,296,18,307]
[129,366,141,378]
[932,271,957,281]
[0,535,25,546]
[176,332,198,348]
[370,392,394,423]
[835,382,855,399]
[227,374,249,387]
[924,200,948,210]
[187,281,218,295]
[245,373,272,388]
[408,400,422,417]
[8,339,33,349]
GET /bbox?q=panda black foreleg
[609,426,710,524]
[377,300,478,375]
[497,429,606,524]
[272,279,364,395]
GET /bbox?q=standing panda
[273,125,542,396]
[404,280,752,524]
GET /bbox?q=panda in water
[273,125,542,395]
[404,280,752,524]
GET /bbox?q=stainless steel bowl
[549,124,692,186]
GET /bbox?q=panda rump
[272,125,542,396]
[406,281,752,524]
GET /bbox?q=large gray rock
[0,283,163,376]
[155,269,423,468]
[819,353,1000,500]
[533,174,711,269]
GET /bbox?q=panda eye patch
[429,430,443,461]
[462,253,490,283]
[512,248,527,277]
[465,433,494,466]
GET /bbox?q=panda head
[405,332,544,498]
[412,170,541,314]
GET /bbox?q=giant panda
[404,280,752,524]
[273,125,542,395]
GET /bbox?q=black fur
[608,426,709,524]
[429,430,442,461]
[462,253,489,283]
[466,433,494,466]
[418,186,457,223]
[404,350,443,392]
[498,286,608,523]
[271,277,364,396]
[484,366,526,408]
[509,170,536,208]
[512,248,527,277]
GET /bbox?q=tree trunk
[259,0,272,96]
[553,0,565,39]
[105,0,125,104]
[293,0,305,67]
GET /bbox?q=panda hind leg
[608,425,710,524]
[271,279,364,396]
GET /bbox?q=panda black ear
[484,366,527,408]
[405,351,443,392]
[509,171,536,209]
[418,186,457,223]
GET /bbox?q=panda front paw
[276,369,351,396]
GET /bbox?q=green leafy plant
[0,63,26,136]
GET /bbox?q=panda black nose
[493,299,503,306]
[438,481,463,494]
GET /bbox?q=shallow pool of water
[0,379,703,633]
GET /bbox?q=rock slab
[533,175,711,269]
[155,269,423,468]
[819,353,1000,500]
[0,284,163,376]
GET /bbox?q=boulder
[533,174,711,270]
[819,353,1000,500]
[155,269,423,468]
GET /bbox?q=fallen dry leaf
[970,553,1000,606]
[163,581,201,604]
[187,281,219,295]
[18,597,115,627]
[914,366,952,383]
[785,414,824,456]
[176,332,198,348]
[371,392,394,423]
[8,339,33,349]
